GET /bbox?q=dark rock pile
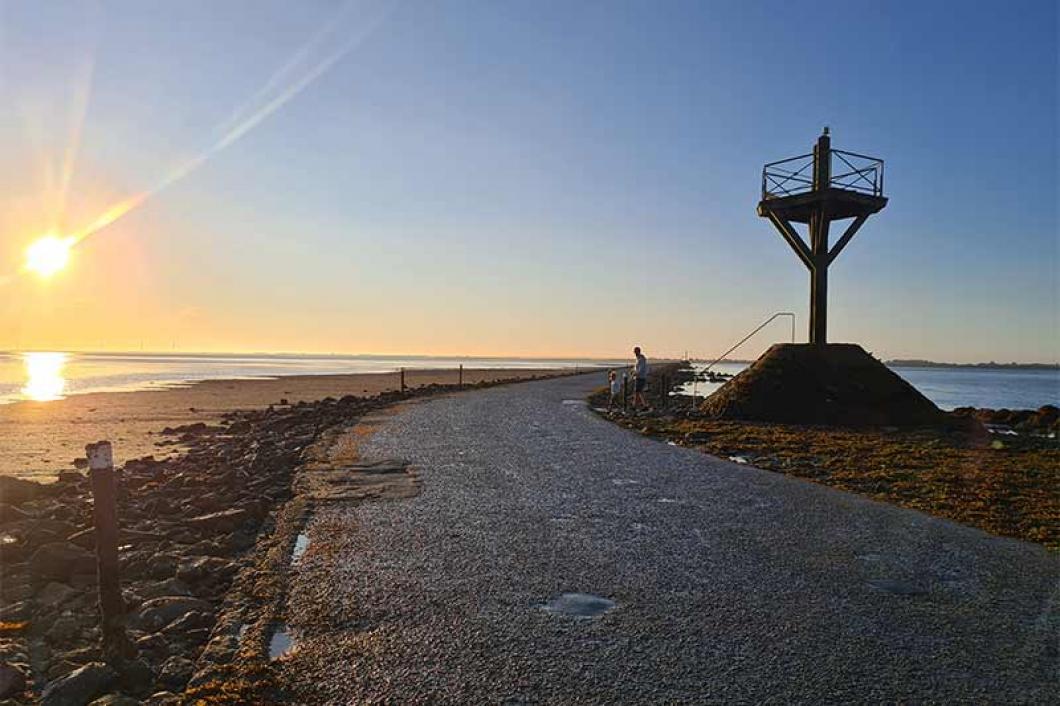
[952,405,1059,436]
[699,343,948,427]
[0,375,561,704]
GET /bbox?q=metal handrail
[701,312,796,375]
[688,312,796,409]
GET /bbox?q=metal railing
[762,150,884,200]
[701,312,796,375]
[689,312,796,408]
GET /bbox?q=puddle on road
[562,399,586,406]
[543,592,616,618]
[292,532,310,563]
[657,498,678,504]
[610,478,640,486]
[269,624,297,660]
[728,455,750,464]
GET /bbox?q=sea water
[0,351,612,404]
[0,351,1055,411]
[678,362,1058,411]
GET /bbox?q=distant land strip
[885,359,1060,370]
[695,358,1059,370]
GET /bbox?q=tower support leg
[809,212,830,345]
[810,262,827,345]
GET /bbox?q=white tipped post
[86,440,132,664]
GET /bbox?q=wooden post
[622,375,628,412]
[458,364,463,388]
[400,367,406,392]
[86,441,132,665]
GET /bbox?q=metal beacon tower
[757,128,887,345]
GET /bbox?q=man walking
[632,346,649,411]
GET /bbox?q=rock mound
[699,343,945,426]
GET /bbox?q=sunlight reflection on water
[21,351,67,401]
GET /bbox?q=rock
[134,632,169,660]
[0,600,31,621]
[0,502,31,524]
[189,492,223,513]
[0,538,29,565]
[41,662,117,706]
[143,553,179,581]
[29,542,95,582]
[47,661,82,681]
[176,556,236,584]
[88,695,140,706]
[45,614,83,644]
[163,422,207,436]
[0,475,50,505]
[53,646,100,666]
[73,458,88,469]
[32,518,78,538]
[228,529,257,551]
[198,633,237,664]
[37,581,81,608]
[161,610,213,636]
[0,661,27,699]
[65,528,97,550]
[185,508,248,534]
[142,691,181,706]
[138,578,192,600]
[136,596,213,631]
[69,572,99,588]
[141,498,176,516]
[116,658,154,697]
[183,627,212,647]
[123,456,160,474]
[56,471,84,484]
[185,539,227,557]
[158,656,194,690]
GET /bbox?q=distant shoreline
[885,359,1060,371]
[692,358,1059,371]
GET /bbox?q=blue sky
[1,0,1056,362]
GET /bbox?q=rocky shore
[0,372,578,704]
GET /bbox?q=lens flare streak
[69,0,390,249]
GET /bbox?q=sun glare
[21,352,68,402]
[25,234,75,278]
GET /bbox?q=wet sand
[0,368,560,481]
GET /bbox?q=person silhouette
[632,346,650,411]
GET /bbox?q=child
[608,370,622,412]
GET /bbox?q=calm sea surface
[0,352,1056,411]
[679,362,1059,411]
[0,352,611,405]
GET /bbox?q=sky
[1,0,1056,362]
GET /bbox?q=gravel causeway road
[282,373,1058,704]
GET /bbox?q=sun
[25,234,75,278]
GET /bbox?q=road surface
[281,373,1058,704]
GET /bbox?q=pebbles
[2,373,563,701]
[0,392,381,700]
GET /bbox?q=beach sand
[0,368,559,481]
